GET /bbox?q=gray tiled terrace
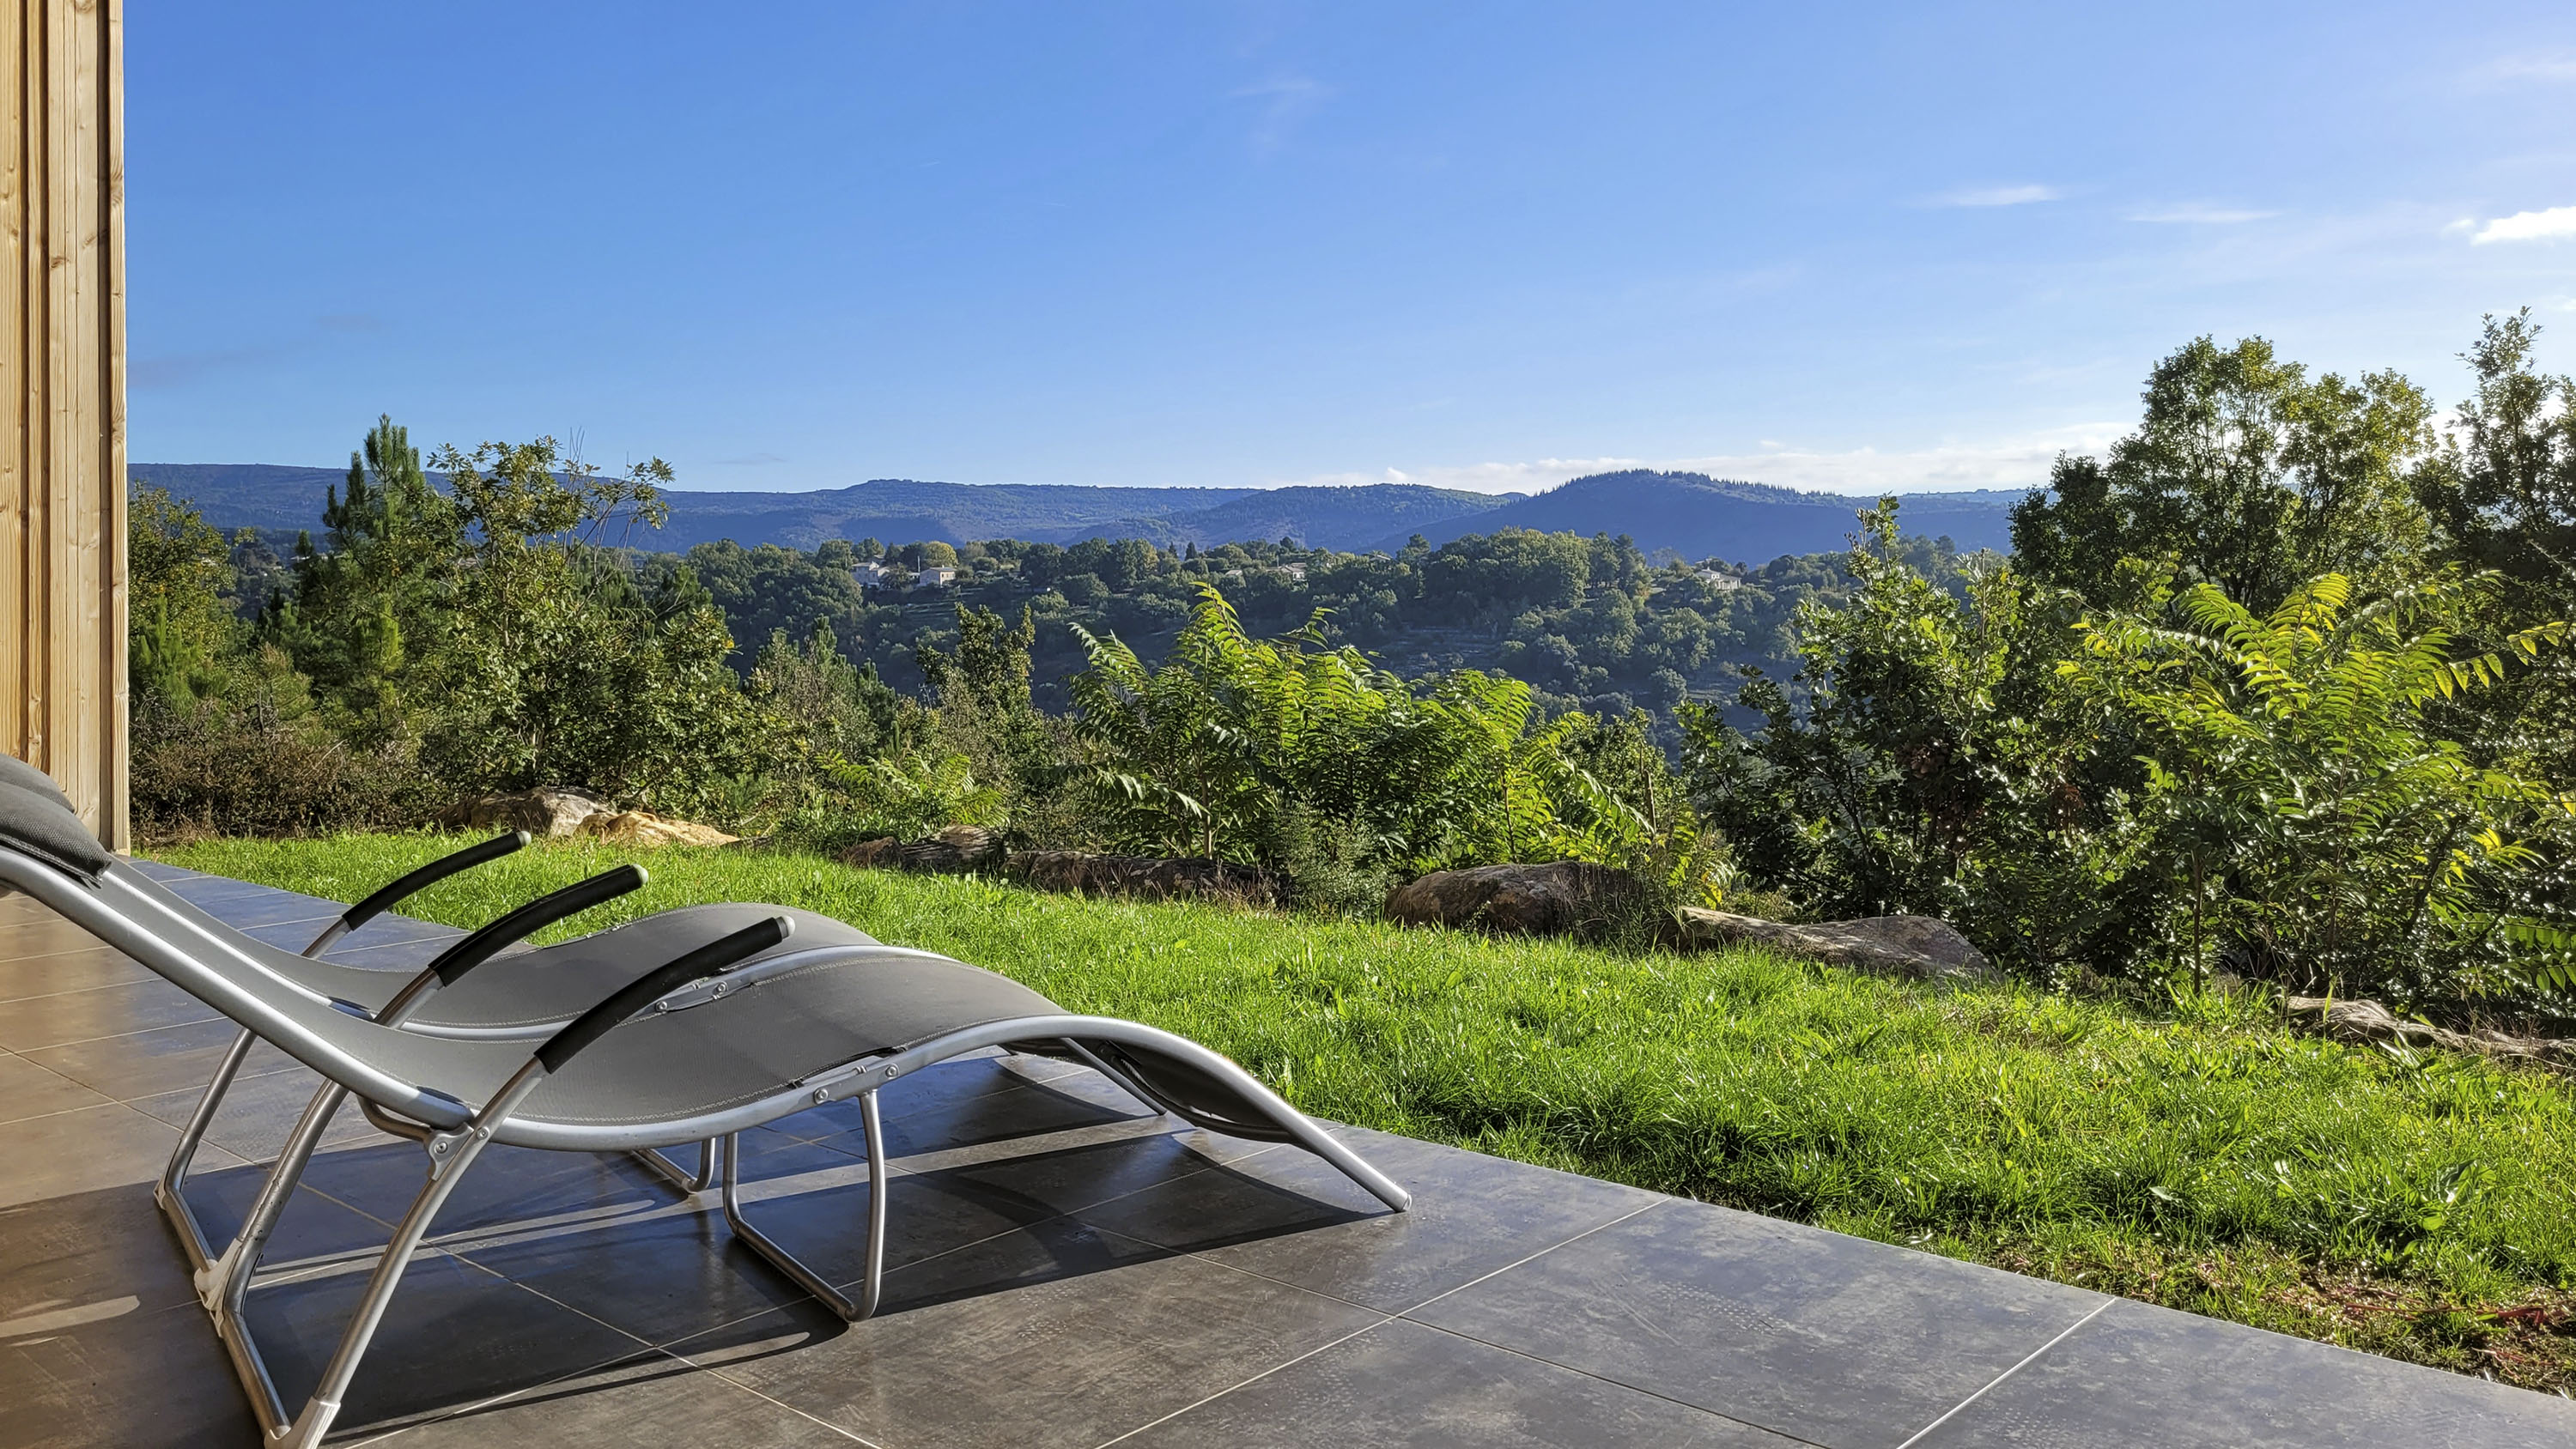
[4,865,2574,1448]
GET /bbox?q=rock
[2287,996,2573,1070]
[1674,908,1998,983]
[1009,850,1278,906]
[575,809,738,848]
[837,825,1005,874]
[434,785,611,839]
[1383,861,1643,937]
[838,837,896,868]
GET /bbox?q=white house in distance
[917,565,960,588]
[852,561,886,588]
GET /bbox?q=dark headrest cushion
[0,755,76,815]
[0,778,112,884]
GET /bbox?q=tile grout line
[1395,1197,1665,1320]
[1390,1314,1841,1446]
[1887,1296,2115,1449]
[1085,1198,1679,1449]
[1087,1316,1398,1449]
[647,1343,893,1447]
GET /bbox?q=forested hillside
[659,526,1940,718]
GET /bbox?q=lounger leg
[202,1082,352,1434]
[631,1139,717,1192]
[269,1125,501,1449]
[720,1090,889,1321]
[157,1027,258,1273]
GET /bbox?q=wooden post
[3,0,127,851]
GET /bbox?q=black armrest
[346,831,530,929]
[535,915,793,1072]
[306,831,531,955]
[373,864,647,1025]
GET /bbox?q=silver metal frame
[3,850,1410,1446]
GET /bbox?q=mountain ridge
[129,463,2022,562]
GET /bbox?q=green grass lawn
[158,831,2576,1392]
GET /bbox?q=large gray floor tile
[0,1102,246,1209]
[0,915,133,966]
[0,943,155,1003]
[0,1049,115,1123]
[242,1247,646,1440]
[20,1015,296,1101]
[1119,1316,1806,1448]
[0,1298,264,1449]
[0,977,222,1052]
[1078,1124,1659,1313]
[366,1349,865,1447]
[1911,1296,2576,1449]
[1411,1198,2108,1449]
[129,1064,391,1164]
[161,889,344,931]
[0,1179,207,1319]
[697,1216,1384,1449]
[442,1134,879,1343]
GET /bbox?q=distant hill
[126,465,1513,553]
[131,463,2023,563]
[1380,470,2020,559]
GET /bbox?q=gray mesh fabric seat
[0,770,1407,1449]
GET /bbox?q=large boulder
[839,824,1005,874]
[434,785,611,839]
[1008,850,1277,906]
[1674,908,1997,983]
[1384,861,1643,937]
[577,809,738,848]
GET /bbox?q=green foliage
[819,749,1004,843]
[128,486,240,706]
[2013,335,2439,613]
[1064,583,1721,912]
[408,439,760,811]
[1687,501,2152,972]
[2066,571,2573,1003]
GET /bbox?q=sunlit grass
[159,831,2576,1391]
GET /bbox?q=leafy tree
[413,439,756,809]
[267,415,455,730]
[2066,571,2573,1003]
[2421,310,2576,591]
[2014,336,2438,613]
[128,487,240,706]
[1686,503,2154,974]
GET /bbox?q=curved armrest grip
[427,864,647,988]
[535,915,793,1072]
[343,831,530,930]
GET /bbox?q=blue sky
[129,2,2576,495]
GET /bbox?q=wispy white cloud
[1270,423,2128,498]
[2470,204,2576,244]
[1231,75,1330,154]
[2128,203,2277,224]
[1929,183,2063,208]
[2482,53,2576,82]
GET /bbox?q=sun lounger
[0,771,1408,1449]
[144,827,887,1297]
